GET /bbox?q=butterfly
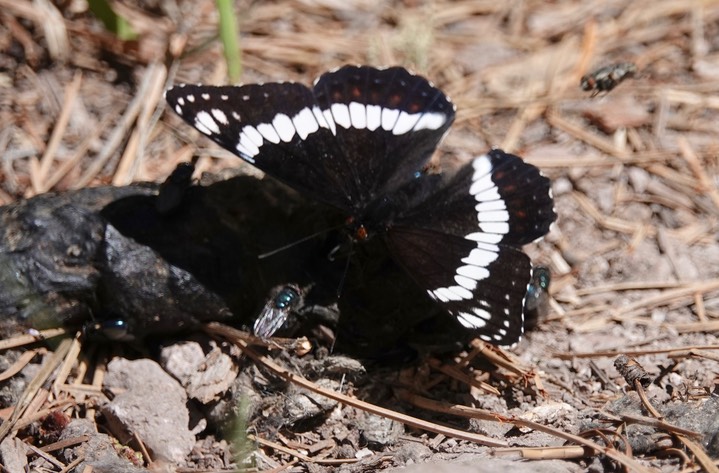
[165,65,555,346]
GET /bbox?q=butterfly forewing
[313,66,455,203]
[385,226,531,345]
[166,65,455,213]
[166,82,355,209]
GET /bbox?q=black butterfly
[165,65,555,346]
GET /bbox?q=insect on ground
[580,62,637,96]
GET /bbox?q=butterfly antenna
[257,224,344,259]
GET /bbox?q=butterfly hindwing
[385,225,531,345]
[385,149,555,345]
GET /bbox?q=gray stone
[102,357,195,463]
[283,379,340,425]
[357,412,404,446]
[392,441,432,465]
[59,418,149,473]
[160,339,238,403]
[160,340,206,382]
[0,436,28,473]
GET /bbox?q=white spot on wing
[476,200,507,212]
[292,107,319,140]
[472,154,492,178]
[392,111,420,135]
[473,307,491,319]
[474,187,502,202]
[480,222,510,234]
[465,232,503,244]
[366,105,382,131]
[177,97,185,106]
[211,109,228,125]
[174,105,182,115]
[433,287,459,302]
[273,113,296,142]
[457,311,488,329]
[201,93,210,100]
[257,123,280,144]
[457,264,489,281]
[381,108,400,131]
[238,132,260,157]
[432,285,473,302]
[455,275,477,290]
[413,112,447,131]
[462,246,498,268]
[331,103,351,129]
[195,111,220,134]
[469,175,495,196]
[318,108,337,135]
[477,210,510,222]
[242,125,263,147]
[349,102,366,129]
[186,94,195,103]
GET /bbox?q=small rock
[0,436,28,473]
[392,441,432,465]
[311,355,367,380]
[102,358,195,464]
[357,412,404,446]
[161,340,238,403]
[203,369,262,434]
[283,379,340,425]
[521,401,575,424]
[160,340,205,382]
[59,418,149,473]
[354,447,373,459]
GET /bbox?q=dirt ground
[1,0,719,472]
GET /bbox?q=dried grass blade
[0,337,73,442]
[32,73,82,194]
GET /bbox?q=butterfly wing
[398,149,556,246]
[312,66,455,205]
[165,66,455,212]
[385,226,531,346]
[386,149,556,345]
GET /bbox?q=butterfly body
[166,65,556,346]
